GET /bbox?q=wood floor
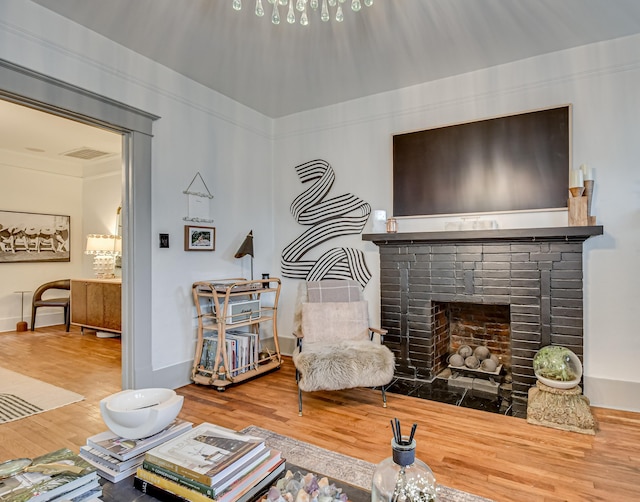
[1,325,639,502]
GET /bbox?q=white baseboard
[583,376,640,412]
[0,312,66,332]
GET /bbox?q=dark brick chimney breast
[363,226,602,416]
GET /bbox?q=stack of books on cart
[78,418,193,483]
[134,422,285,502]
[0,448,102,501]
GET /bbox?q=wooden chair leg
[31,307,37,331]
[65,305,70,332]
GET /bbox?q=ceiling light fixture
[232,0,372,26]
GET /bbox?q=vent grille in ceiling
[62,147,112,160]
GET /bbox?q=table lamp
[85,234,122,278]
[234,230,254,280]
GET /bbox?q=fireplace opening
[434,301,511,379]
[387,301,516,416]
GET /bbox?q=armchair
[292,280,395,415]
[31,279,71,331]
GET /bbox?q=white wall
[0,1,274,378]
[0,156,83,331]
[273,34,640,412]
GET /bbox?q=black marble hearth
[386,375,515,416]
[364,226,603,417]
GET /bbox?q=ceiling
[28,0,640,119]
[0,99,122,176]
[4,1,640,172]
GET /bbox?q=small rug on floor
[0,367,84,424]
[241,425,493,502]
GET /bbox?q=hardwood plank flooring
[1,325,639,501]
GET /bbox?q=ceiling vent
[62,147,112,160]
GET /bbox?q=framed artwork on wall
[0,210,70,263]
[184,225,215,251]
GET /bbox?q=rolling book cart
[191,277,282,390]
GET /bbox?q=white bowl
[100,388,184,439]
[536,375,581,390]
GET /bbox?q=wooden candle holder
[568,196,596,226]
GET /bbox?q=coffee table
[100,463,370,501]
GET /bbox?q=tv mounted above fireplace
[392,105,571,217]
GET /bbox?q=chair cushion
[34,298,69,308]
[301,301,369,344]
[307,280,362,303]
[293,340,395,392]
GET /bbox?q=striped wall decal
[281,159,372,287]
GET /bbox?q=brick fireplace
[363,226,602,417]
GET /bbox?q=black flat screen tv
[392,105,571,217]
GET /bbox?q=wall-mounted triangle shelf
[183,172,214,223]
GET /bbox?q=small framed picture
[184,225,215,251]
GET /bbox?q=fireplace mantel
[363,225,603,244]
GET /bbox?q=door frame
[0,58,159,389]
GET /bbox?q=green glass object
[533,345,583,389]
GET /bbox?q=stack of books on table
[78,418,193,483]
[135,422,285,502]
[0,448,101,501]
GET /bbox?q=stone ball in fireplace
[464,355,480,369]
[473,346,490,361]
[457,345,473,358]
[480,358,498,372]
[449,354,465,367]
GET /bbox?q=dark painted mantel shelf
[362,225,603,244]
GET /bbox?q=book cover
[77,452,142,483]
[134,469,214,502]
[142,445,271,497]
[133,475,191,502]
[79,445,143,472]
[144,422,265,486]
[235,459,286,502]
[50,477,100,501]
[86,418,192,461]
[216,451,285,502]
[0,448,98,502]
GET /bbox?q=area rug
[0,367,84,424]
[241,425,493,502]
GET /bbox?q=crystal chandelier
[232,0,373,26]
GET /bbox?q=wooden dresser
[70,278,122,334]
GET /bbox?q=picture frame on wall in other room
[184,225,215,251]
[0,210,70,263]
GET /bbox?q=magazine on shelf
[77,452,142,483]
[49,477,101,501]
[79,445,143,473]
[63,484,103,502]
[85,418,193,461]
[0,448,98,502]
[144,422,265,486]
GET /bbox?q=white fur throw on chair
[293,340,395,392]
[293,301,395,393]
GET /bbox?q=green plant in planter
[533,345,581,382]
